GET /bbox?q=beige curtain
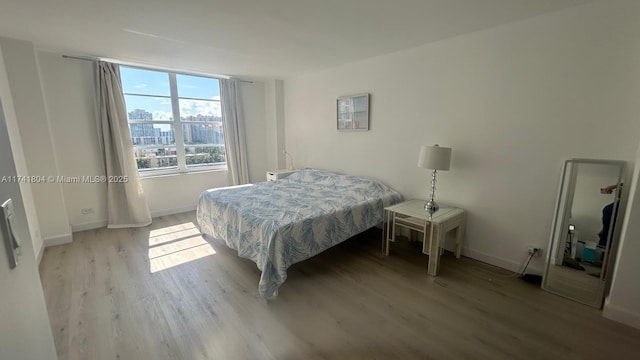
[95,61,152,228]
[220,79,249,185]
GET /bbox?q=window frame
[121,67,227,177]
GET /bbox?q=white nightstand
[383,199,466,276]
[266,169,297,181]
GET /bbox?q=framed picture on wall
[337,93,369,131]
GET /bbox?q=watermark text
[1,175,129,184]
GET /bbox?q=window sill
[139,167,227,180]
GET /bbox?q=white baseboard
[71,219,108,232]
[603,301,640,330]
[462,247,544,275]
[70,206,195,232]
[43,232,73,247]
[151,205,196,218]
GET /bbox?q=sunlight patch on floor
[148,222,216,273]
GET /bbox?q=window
[120,66,225,174]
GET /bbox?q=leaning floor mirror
[543,159,625,308]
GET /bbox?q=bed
[196,169,403,299]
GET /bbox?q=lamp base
[424,199,439,213]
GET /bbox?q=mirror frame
[542,158,626,308]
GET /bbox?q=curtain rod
[62,54,253,83]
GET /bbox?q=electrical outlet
[528,247,543,257]
[81,208,94,215]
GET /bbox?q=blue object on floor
[583,247,596,262]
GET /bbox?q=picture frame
[337,93,369,131]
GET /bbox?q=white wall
[242,81,268,183]
[36,51,268,231]
[0,37,71,248]
[36,52,107,231]
[605,143,640,329]
[265,80,286,171]
[142,171,229,217]
[0,45,57,360]
[284,0,640,276]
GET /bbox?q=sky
[120,66,222,121]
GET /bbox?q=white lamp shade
[417,145,452,170]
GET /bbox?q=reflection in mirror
[543,159,625,308]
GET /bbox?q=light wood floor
[40,212,640,360]
[545,264,603,306]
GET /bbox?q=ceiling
[0,0,596,79]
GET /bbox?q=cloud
[179,99,221,117]
[134,83,148,89]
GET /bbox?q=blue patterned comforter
[196,169,403,299]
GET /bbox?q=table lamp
[417,144,452,212]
